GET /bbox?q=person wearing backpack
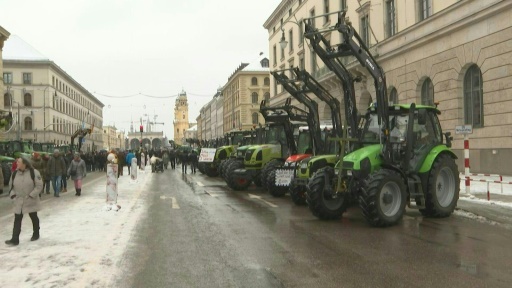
[5,157,44,246]
[68,152,87,196]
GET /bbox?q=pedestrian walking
[68,152,87,196]
[47,149,67,197]
[30,153,46,197]
[125,150,135,175]
[180,151,188,174]
[5,157,44,246]
[189,150,198,174]
[61,150,73,193]
[169,149,176,170]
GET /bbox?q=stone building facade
[2,36,104,151]
[173,90,190,145]
[265,0,512,174]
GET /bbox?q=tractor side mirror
[445,132,453,148]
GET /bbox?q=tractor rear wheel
[359,169,406,227]
[420,154,459,217]
[2,163,11,186]
[226,161,252,191]
[221,159,234,181]
[306,167,349,220]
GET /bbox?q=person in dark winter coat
[47,149,67,197]
[180,151,188,174]
[5,157,44,246]
[189,151,198,174]
[68,152,87,196]
[169,150,176,169]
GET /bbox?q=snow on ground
[459,174,512,209]
[0,169,151,288]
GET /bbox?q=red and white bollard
[464,136,470,194]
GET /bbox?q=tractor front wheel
[359,169,406,227]
[420,154,459,217]
[261,159,284,190]
[226,161,252,191]
[290,185,307,205]
[266,169,287,197]
[306,167,349,220]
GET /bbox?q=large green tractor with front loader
[227,99,307,191]
[302,12,459,227]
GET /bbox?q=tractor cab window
[413,111,440,150]
[362,114,382,143]
[297,130,312,154]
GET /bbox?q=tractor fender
[418,145,458,173]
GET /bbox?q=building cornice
[4,59,104,107]
[263,0,296,29]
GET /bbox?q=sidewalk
[0,168,151,287]
[456,174,512,229]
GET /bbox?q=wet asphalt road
[111,167,512,288]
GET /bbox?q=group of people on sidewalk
[3,149,87,246]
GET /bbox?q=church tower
[173,90,189,145]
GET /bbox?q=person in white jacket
[5,157,44,246]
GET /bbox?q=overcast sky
[1,0,279,139]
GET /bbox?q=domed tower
[173,90,189,145]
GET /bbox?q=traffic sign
[455,125,473,134]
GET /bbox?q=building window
[3,72,12,84]
[418,0,432,21]
[252,92,259,104]
[324,0,330,23]
[261,58,269,68]
[273,45,277,65]
[298,19,304,46]
[23,73,32,84]
[274,79,278,96]
[252,112,259,124]
[251,77,258,86]
[360,14,370,46]
[386,0,396,37]
[4,93,11,107]
[288,29,294,53]
[24,117,33,130]
[264,92,270,102]
[389,87,398,105]
[264,77,270,86]
[24,93,32,106]
[299,55,305,70]
[464,65,484,128]
[420,78,434,106]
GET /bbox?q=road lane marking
[248,193,278,208]
[171,197,180,209]
[205,191,218,197]
[196,182,205,187]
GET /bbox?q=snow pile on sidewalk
[0,171,150,287]
[459,174,512,209]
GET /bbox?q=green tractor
[32,142,56,157]
[219,130,262,181]
[200,130,252,177]
[303,12,459,227]
[227,98,307,191]
[0,110,15,185]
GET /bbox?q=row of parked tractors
[196,12,460,228]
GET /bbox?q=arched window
[421,78,434,106]
[251,77,258,86]
[24,117,33,130]
[24,93,32,106]
[251,92,258,104]
[464,64,484,127]
[264,77,270,86]
[4,93,11,107]
[252,112,259,124]
[389,87,398,105]
[264,92,270,103]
